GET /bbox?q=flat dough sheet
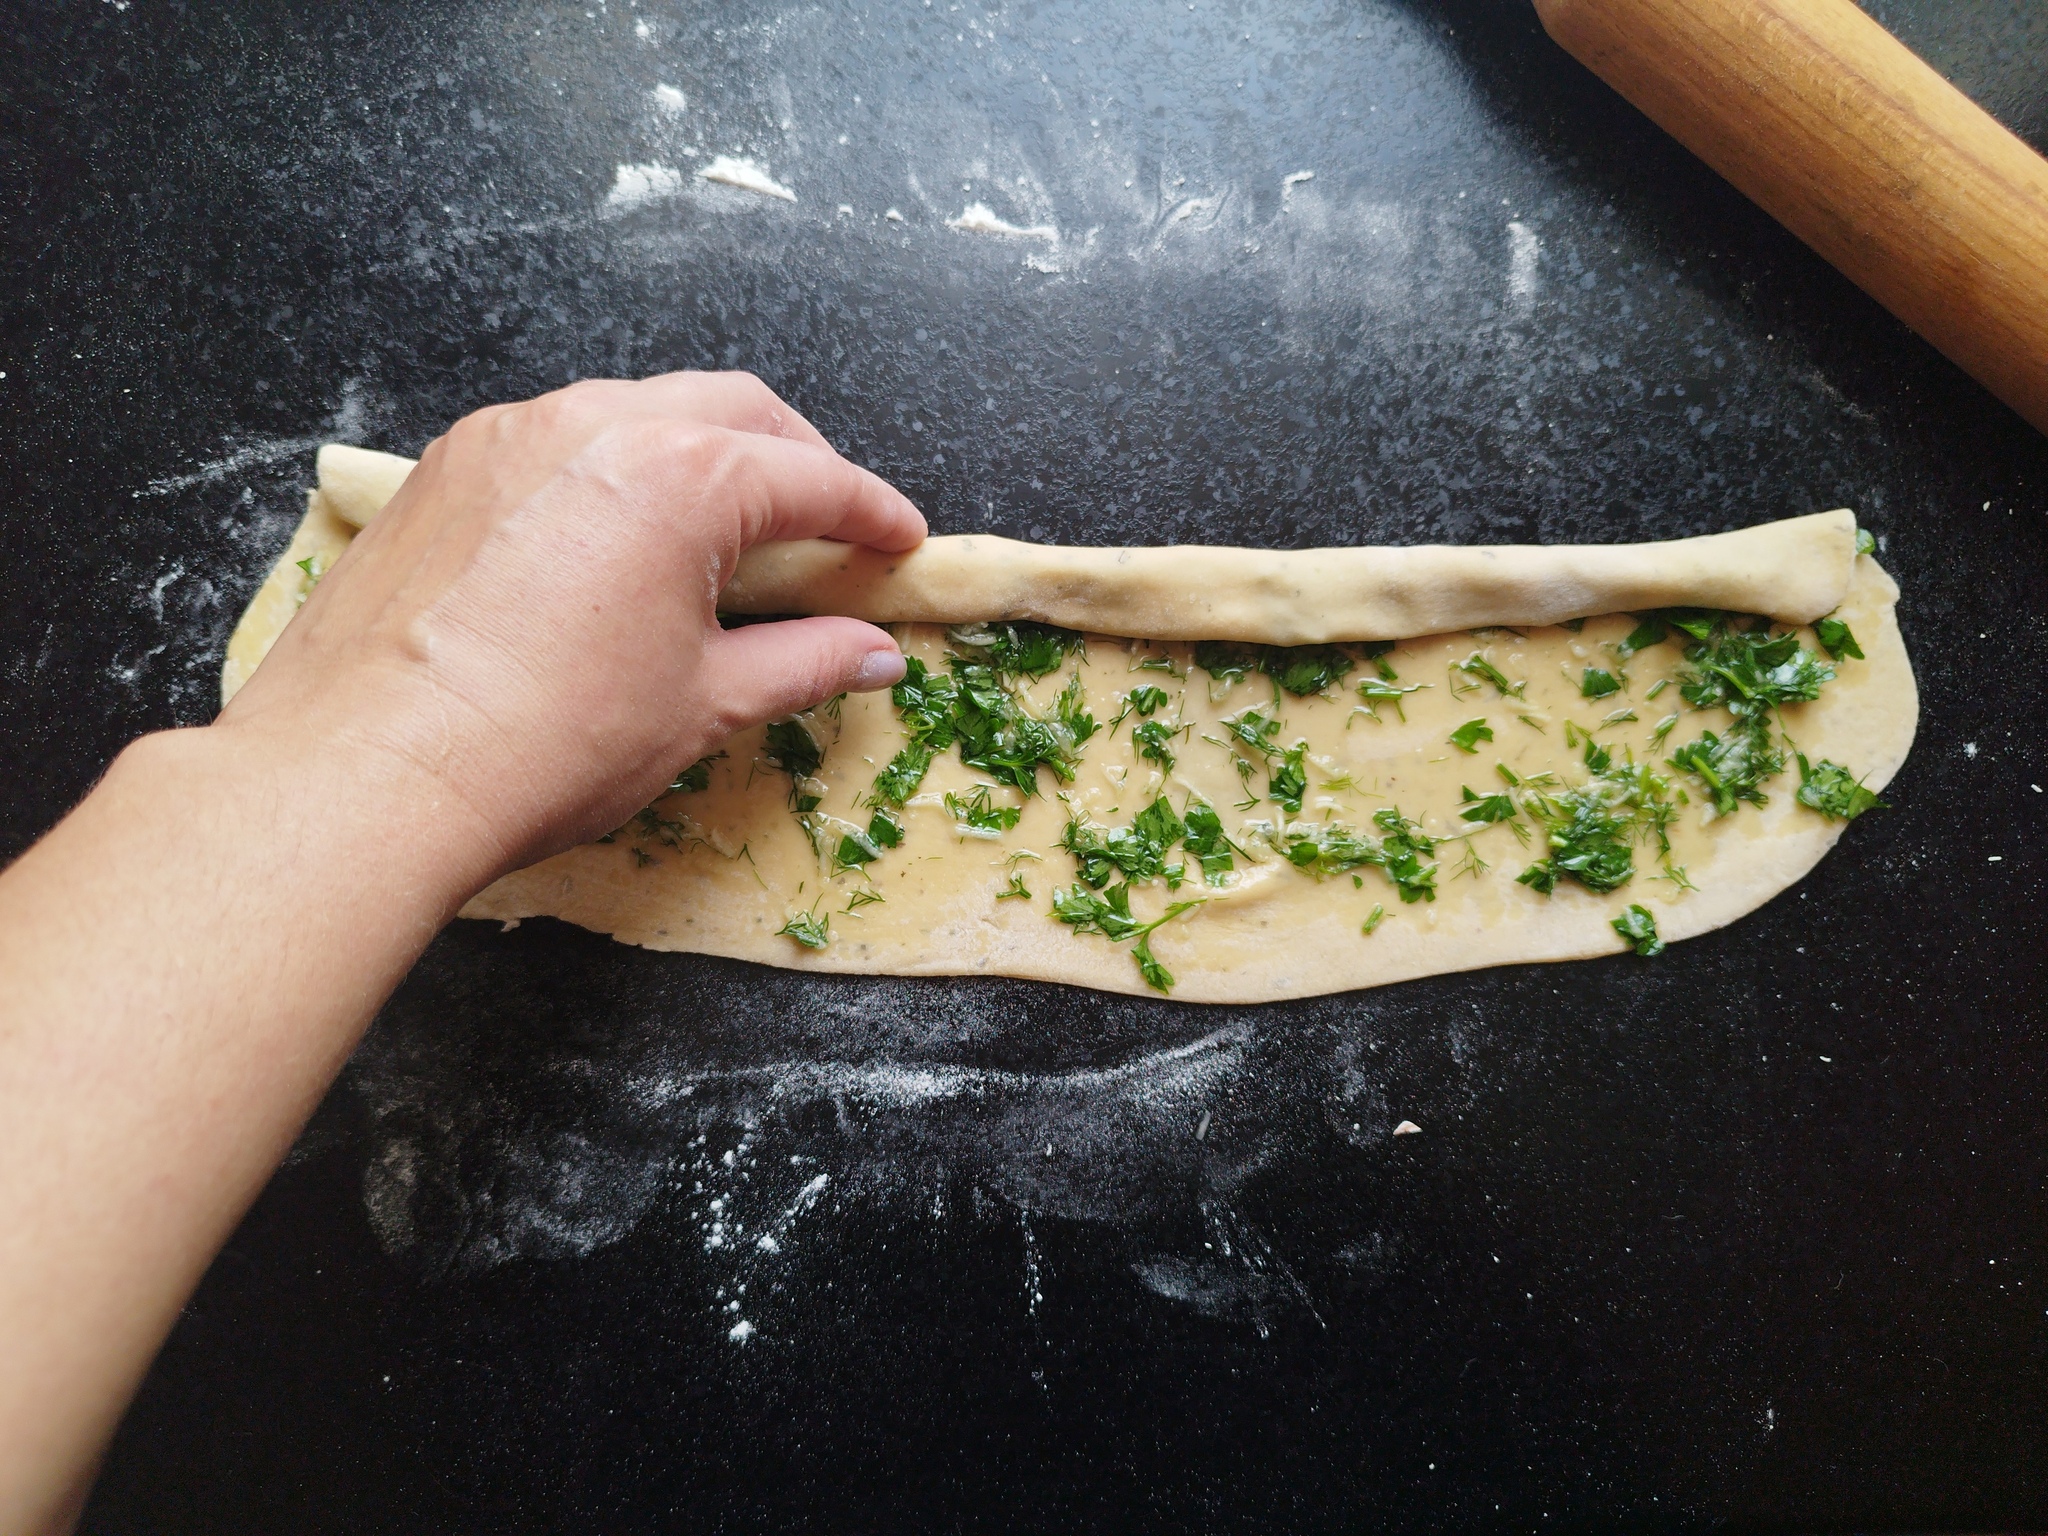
[223,446,1917,1003]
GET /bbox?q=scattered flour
[1508,220,1542,301]
[651,83,687,114]
[605,162,685,212]
[696,155,797,202]
[946,202,1058,241]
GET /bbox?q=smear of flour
[696,155,797,202]
[1508,220,1542,301]
[137,377,373,496]
[1282,169,1315,198]
[651,83,686,115]
[605,162,685,212]
[946,202,1058,241]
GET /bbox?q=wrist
[113,719,502,929]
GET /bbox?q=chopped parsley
[1269,743,1309,813]
[1665,615,1836,817]
[1814,617,1864,661]
[1061,795,1187,887]
[997,871,1032,900]
[1515,740,1679,895]
[1278,807,1437,903]
[1458,786,1518,824]
[1050,882,1203,992]
[1180,796,1238,885]
[1856,527,1877,556]
[946,784,1022,837]
[945,620,1084,678]
[1194,641,1356,696]
[1449,718,1494,754]
[1580,667,1622,699]
[1796,754,1886,821]
[1355,676,1429,722]
[1112,684,1172,726]
[1617,617,1667,657]
[1132,718,1178,769]
[1611,903,1664,957]
[763,718,825,812]
[1210,708,1310,811]
[1451,652,1525,699]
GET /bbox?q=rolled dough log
[304,443,1859,641]
[221,446,1916,1003]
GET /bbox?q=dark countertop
[3,0,2047,1529]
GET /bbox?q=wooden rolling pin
[1532,0,2048,438]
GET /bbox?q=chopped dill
[777,908,831,949]
[669,752,726,794]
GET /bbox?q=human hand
[217,371,925,891]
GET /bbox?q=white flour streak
[138,436,322,496]
[696,155,797,202]
[138,370,363,495]
[1508,220,1541,301]
[606,161,685,211]
[651,83,686,115]
[1282,169,1315,198]
[754,1172,830,1253]
[946,202,1058,241]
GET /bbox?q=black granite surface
[3,0,2047,1529]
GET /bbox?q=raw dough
[222,446,1917,1003]
[299,443,1859,641]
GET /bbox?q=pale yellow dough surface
[222,446,1917,1003]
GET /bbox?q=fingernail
[852,647,907,692]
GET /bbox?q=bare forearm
[0,723,483,1532]
[0,372,922,1531]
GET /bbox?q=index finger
[633,423,928,554]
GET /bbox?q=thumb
[701,616,907,731]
